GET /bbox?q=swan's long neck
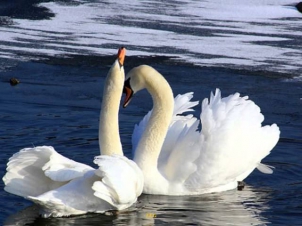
[134,67,174,172]
[99,60,123,156]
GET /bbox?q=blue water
[0,0,301,225]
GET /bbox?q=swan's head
[123,65,155,108]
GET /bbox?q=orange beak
[123,85,133,108]
[117,47,126,66]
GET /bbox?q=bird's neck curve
[134,68,174,175]
[99,60,123,156]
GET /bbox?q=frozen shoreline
[0,0,301,76]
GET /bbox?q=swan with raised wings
[3,48,143,217]
[123,65,280,195]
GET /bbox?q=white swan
[123,65,280,195]
[3,48,143,217]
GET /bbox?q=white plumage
[3,48,144,217]
[3,146,92,198]
[3,146,143,217]
[125,65,280,195]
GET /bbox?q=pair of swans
[3,48,144,217]
[3,48,280,217]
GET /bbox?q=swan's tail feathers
[3,146,93,198]
[257,163,274,174]
[255,123,280,174]
[93,155,143,210]
[185,89,280,191]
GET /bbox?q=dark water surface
[0,0,302,225]
[0,57,301,225]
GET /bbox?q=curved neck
[99,60,123,156]
[134,68,174,172]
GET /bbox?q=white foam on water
[0,0,301,76]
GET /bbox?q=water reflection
[133,186,271,225]
[5,185,271,226]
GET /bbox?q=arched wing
[184,89,280,191]
[3,146,93,198]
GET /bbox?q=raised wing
[3,146,93,198]
[25,155,143,217]
[185,89,280,191]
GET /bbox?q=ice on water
[0,0,301,75]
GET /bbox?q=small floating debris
[9,78,20,86]
[296,2,302,13]
[237,181,245,191]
